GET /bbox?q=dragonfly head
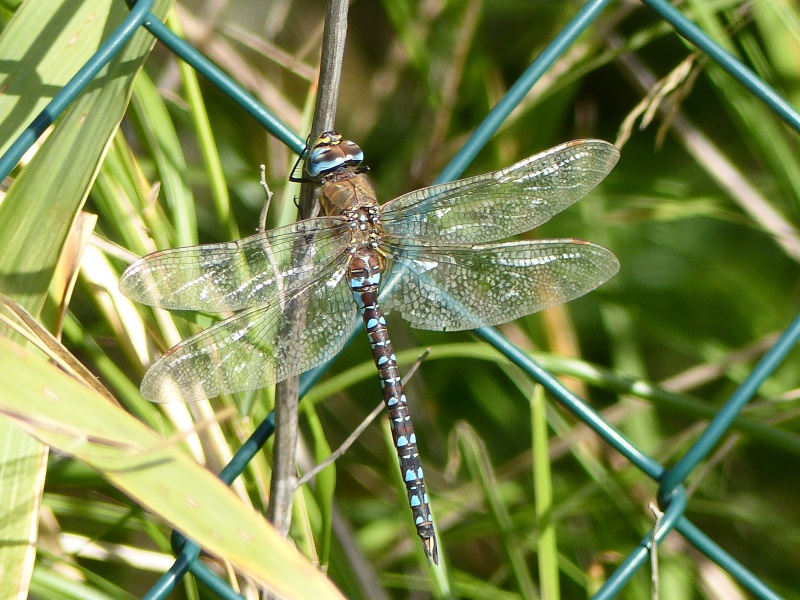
[304,131,365,180]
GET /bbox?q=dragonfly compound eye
[306,132,365,178]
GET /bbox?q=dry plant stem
[295,402,384,488]
[175,5,304,128]
[607,32,800,262]
[257,165,272,232]
[295,348,431,487]
[266,0,350,540]
[410,0,479,179]
[299,0,349,217]
[0,295,117,404]
[330,505,392,600]
[649,502,663,600]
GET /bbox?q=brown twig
[266,0,350,543]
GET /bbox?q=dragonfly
[120,131,620,565]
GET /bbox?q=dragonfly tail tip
[421,534,439,565]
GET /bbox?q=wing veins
[380,140,619,244]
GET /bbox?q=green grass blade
[130,71,198,247]
[301,403,336,565]
[166,11,238,240]
[0,0,118,156]
[531,385,559,600]
[0,335,345,599]
[457,422,539,599]
[0,2,171,597]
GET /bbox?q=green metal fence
[1,1,798,599]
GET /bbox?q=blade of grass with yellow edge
[0,328,345,599]
[0,1,172,596]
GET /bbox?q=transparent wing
[380,140,619,243]
[140,273,359,403]
[120,217,351,312]
[379,238,619,331]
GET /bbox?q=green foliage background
[2,0,800,598]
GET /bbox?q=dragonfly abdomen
[349,251,438,564]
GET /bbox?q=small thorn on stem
[258,164,273,233]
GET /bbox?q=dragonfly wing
[120,217,351,312]
[140,273,358,403]
[379,239,618,331]
[380,140,619,243]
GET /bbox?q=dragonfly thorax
[319,171,379,214]
[316,169,385,253]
